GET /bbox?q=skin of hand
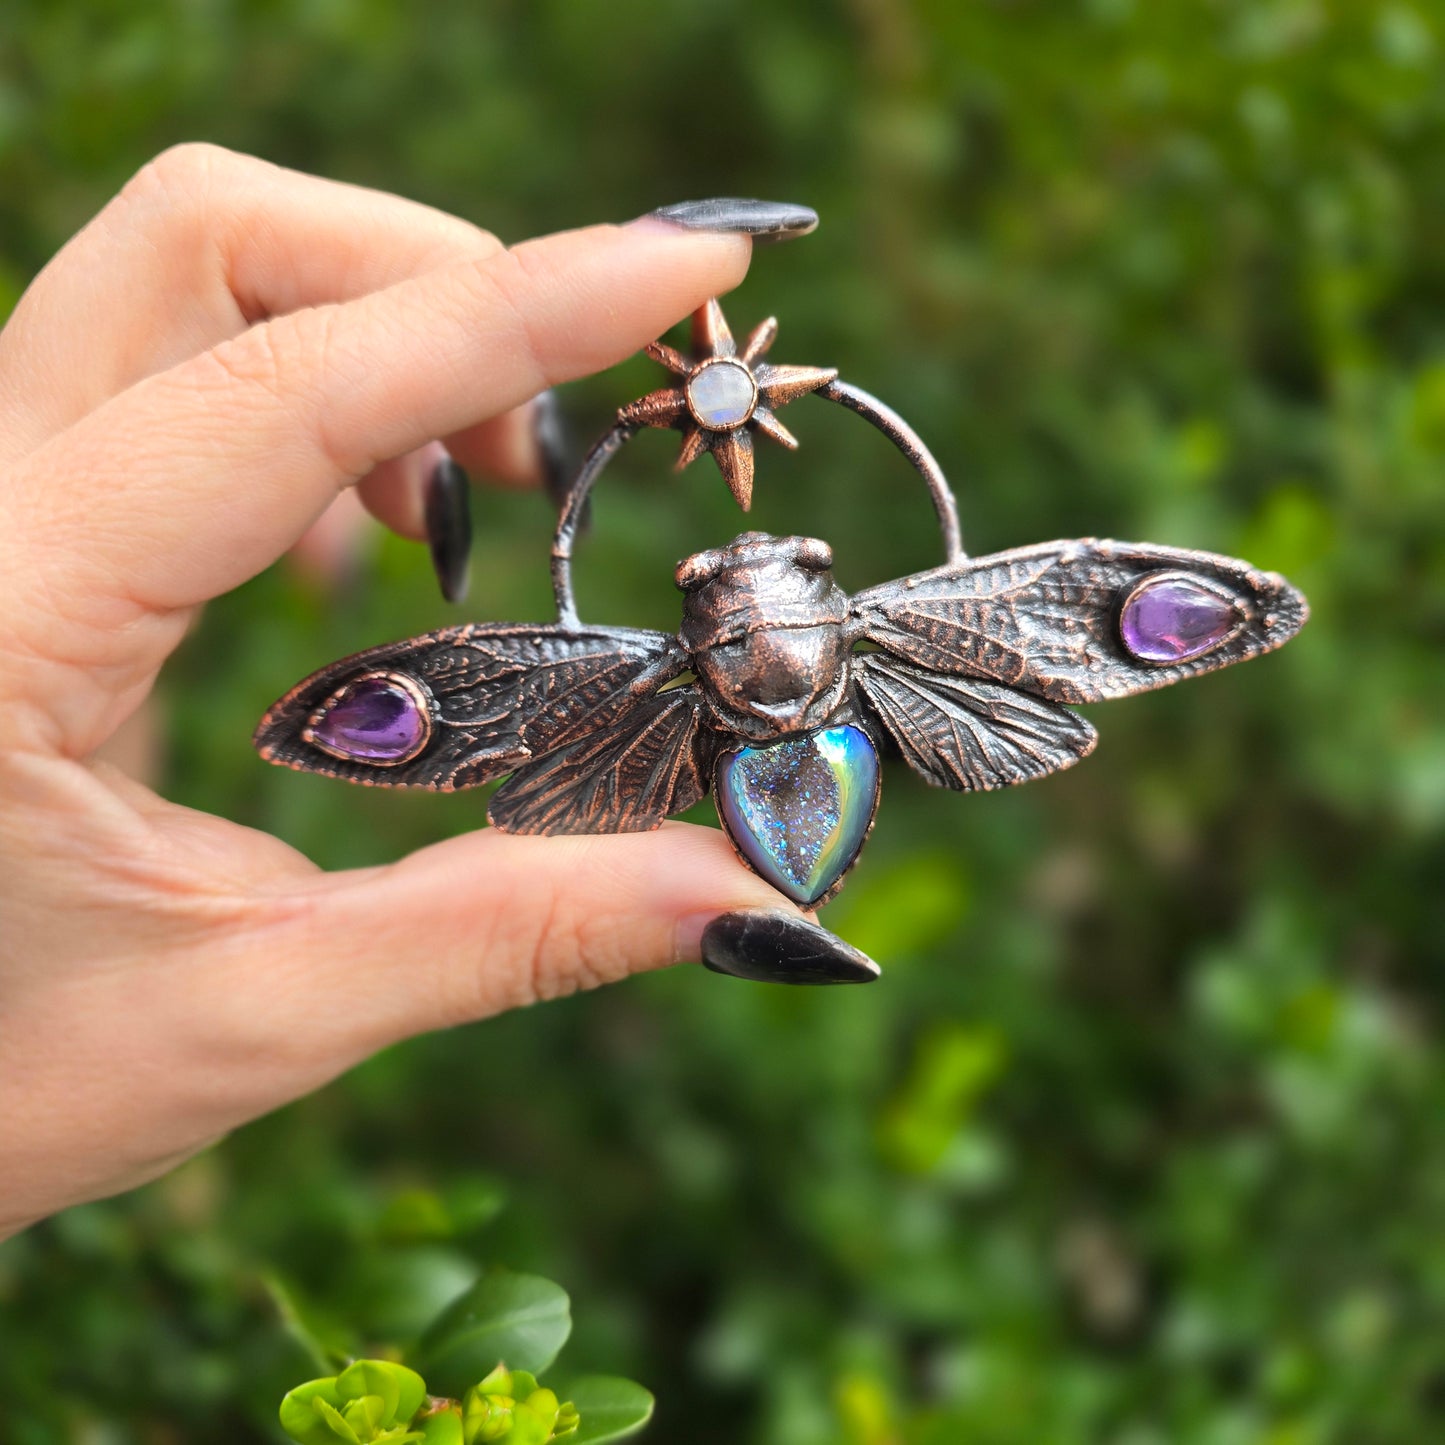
[0,145,798,1240]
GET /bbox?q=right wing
[850,539,1307,705]
[855,652,1096,791]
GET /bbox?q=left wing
[855,653,1096,791]
[851,539,1308,704]
[255,620,715,834]
[254,623,691,797]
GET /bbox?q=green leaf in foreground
[417,1402,464,1445]
[460,1366,581,1443]
[279,1360,428,1445]
[418,1272,572,1395]
[336,1361,427,1424]
[564,1377,654,1443]
[279,1377,347,1445]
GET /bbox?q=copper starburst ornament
[618,298,837,509]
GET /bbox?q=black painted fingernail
[700,910,879,985]
[649,198,818,245]
[425,454,472,603]
[534,389,580,514]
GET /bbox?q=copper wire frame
[548,379,963,631]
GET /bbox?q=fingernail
[697,910,879,985]
[425,452,472,603]
[648,198,818,245]
[533,389,581,518]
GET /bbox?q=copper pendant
[255,293,1308,911]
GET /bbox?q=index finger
[0,220,749,750]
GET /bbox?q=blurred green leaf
[420,1272,572,1396]
[379,1191,454,1245]
[266,1271,357,1372]
[824,851,968,960]
[340,1245,477,1344]
[834,1369,896,1445]
[564,1377,654,1443]
[879,1024,1007,1174]
[444,1178,509,1237]
[377,1180,506,1245]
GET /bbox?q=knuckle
[200,319,290,400]
[138,141,241,194]
[524,886,598,1005]
[118,143,220,215]
[516,844,636,1005]
[442,845,620,1019]
[203,308,322,398]
[192,305,361,477]
[106,143,250,258]
[422,219,504,270]
[467,223,503,254]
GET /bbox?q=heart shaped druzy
[716,724,880,906]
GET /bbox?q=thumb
[288,822,875,1049]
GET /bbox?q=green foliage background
[2,0,1444,1440]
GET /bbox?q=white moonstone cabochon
[687,360,757,428]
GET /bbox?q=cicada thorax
[675,532,853,741]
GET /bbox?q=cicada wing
[488,686,712,835]
[254,624,686,791]
[851,539,1308,705]
[855,653,1096,791]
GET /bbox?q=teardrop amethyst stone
[1120,574,1241,664]
[310,675,429,763]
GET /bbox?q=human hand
[0,146,870,1238]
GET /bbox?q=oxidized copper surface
[256,296,1308,907]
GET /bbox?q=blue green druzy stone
[716,725,880,906]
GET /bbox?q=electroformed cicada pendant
[255,296,1308,913]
